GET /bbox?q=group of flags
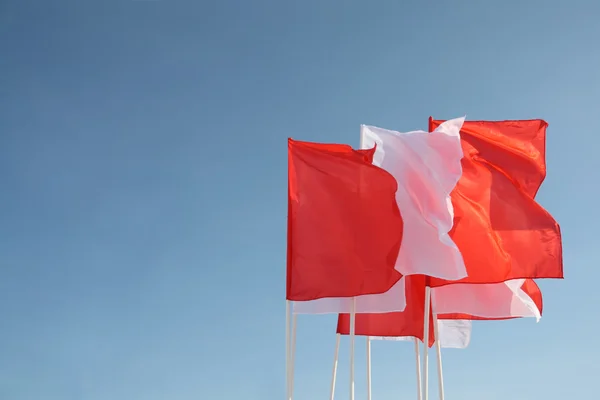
[285,117,563,400]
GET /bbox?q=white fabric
[361,118,467,280]
[293,118,466,315]
[370,320,472,349]
[437,319,472,348]
[431,279,541,321]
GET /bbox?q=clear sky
[0,1,597,399]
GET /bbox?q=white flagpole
[366,336,372,400]
[350,297,356,400]
[414,338,422,400]
[290,314,297,400]
[432,313,445,400]
[330,334,341,400]
[286,300,291,400]
[422,287,431,400]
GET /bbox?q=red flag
[428,119,563,287]
[287,139,403,301]
[336,276,435,347]
[437,279,543,320]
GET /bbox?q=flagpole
[422,286,431,400]
[330,334,341,400]
[366,336,372,400]
[350,297,356,400]
[286,300,291,400]
[290,313,297,400]
[353,123,361,400]
[414,338,422,400]
[432,313,445,400]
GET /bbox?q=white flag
[361,118,467,280]
[432,279,541,321]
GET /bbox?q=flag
[294,117,465,313]
[336,275,435,346]
[336,278,542,347]
[428,118,563,287]
[369,320,472,349]
[287,139,403,302]
[437,279,543,321]
[360,118,467,281]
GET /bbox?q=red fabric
[438,279,543,320]
[336,276,435,347]
[287,139,403,301]
[428,119,563,287]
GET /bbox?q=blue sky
[0,1,597,399]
